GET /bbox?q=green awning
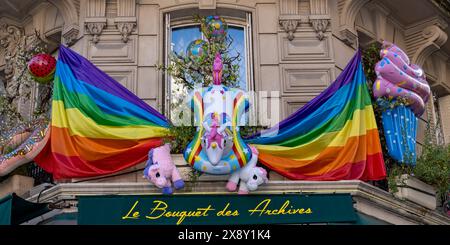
[0,193,50,225]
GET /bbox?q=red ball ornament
[27,53,56,84]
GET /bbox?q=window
[433,94,445,145]
[164,9,253,121]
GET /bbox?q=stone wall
[2,0,450,182]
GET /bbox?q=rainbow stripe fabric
[35,45,169,179]
[246,51,386,181]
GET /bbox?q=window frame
[163,11,254,117]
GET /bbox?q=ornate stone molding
[279,0,330,41]
[115,0,136,43]
[309,0,331,41]
[310,18,329,41]
[116,21,136,43]
[0,25,49,119]
[0,23,24,81]
[279,19,300,41]
[339,28,358,46]
[85,21,106,43]
[48,0,80,46]
[337,0,371,46]
[84,0,107,44]
[404,17,449,67]
[414,25,448,66]
[62,25,80,46]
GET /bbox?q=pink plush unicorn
[144,143,185,194]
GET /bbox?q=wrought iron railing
[26,162,53,185]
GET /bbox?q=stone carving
[48,0,81,46]
[85,22,106,43]
[414,25,448,66]
[62,26,80,46]
[0,25,49,121]
[116,22,135,43]
[1,24,23,81]
[311,18,329,40]
[279,19,300,41]
[337,0,371,46]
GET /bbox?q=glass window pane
[170,26,202,123]
[228,26,247,90]
[171,26,202,55]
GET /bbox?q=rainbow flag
[34,45,169,179]
[246,51,386,181]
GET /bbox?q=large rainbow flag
[34,46,385,181]
[245,51,386,181]
[34,45,169,179]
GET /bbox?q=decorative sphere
[205,15,228,42]
[27,53,56,84]
[186,39,208,62]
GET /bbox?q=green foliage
[387,164,414,194]
[166,125,196,154]
[414,122,450,203]
[159,15,241,89]
[239,125,268,138]
[187,168,202,182]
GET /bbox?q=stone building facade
[2,0,450,146]
[1,0,450,224]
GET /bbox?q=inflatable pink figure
[144,143,184,194]
[206,113,224,149]
[373,41,431,116]
[213,52,223,85]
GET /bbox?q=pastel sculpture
[184,53,253,175]
[373,41,430,116]
[226,146,268,194]
[374,41,431,165]
[144,143,185,194]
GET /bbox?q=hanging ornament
[205,15,228,42]
[27,53,56,84]
[186,39,208,62]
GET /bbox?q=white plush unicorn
[226,146,268,194]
